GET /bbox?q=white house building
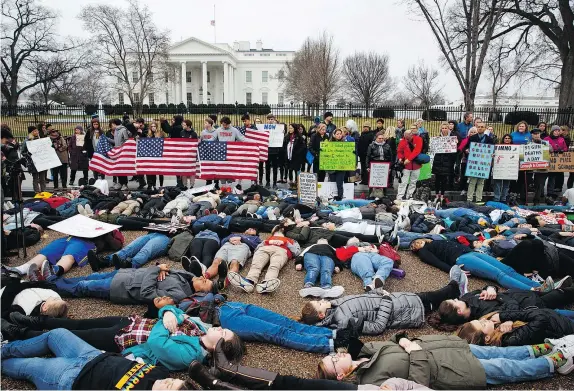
[446,88,561,108]
[114,37,295,107]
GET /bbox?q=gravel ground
[2,229,573,390]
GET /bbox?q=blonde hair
[384,126,395,139]
[456,312,526,346]
[148,121,165,138]
[42,298,69,318]
[514,121,529,132]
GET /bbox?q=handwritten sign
[549,152,574,172]
[465,142,494,179]
[257,124,284,148]
[492,144,519,180]
[369,162,390,188]
[520,143,549,170]
[48,215,121,238]
[317,182,354,200]
[75,134,85,147]
[430,136,458,154]
[298,172,317,207]
[319,141,356,171]
[26,137,62,172]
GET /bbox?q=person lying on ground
[0,280,68,320]
[283,219,382,247]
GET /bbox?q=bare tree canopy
[411,0,508,111]
[282,32,340,107]
[1,0,83,106]
[79,0,170,112]
[403,60,445,106]
[342,51,393,112]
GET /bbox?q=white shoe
[293,209,302,221]
[77,204,87,216]
[112,183,122,190]
[84,204,93,217]
[256,278,281,293]
[266,208,277,221]
[299,286,325,298]
[460,190,466,196]
[555,275,572,289]
[449,265,468,296]
[556,346,574,375]
[546,335,574,353]
[6,201,14,209]
[322,285,345,298]
[227,272,254,293]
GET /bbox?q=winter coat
[161,120,183,139]
[283,132,307,170]
[544,135,568,152]
[365,141,392,168]
[48,131,69,164]
[397,136,423,170]
[498,308,574,346]
[221,234,262,252]
[309,132,328,157]
[510,131,531,145]
[284,225,335,246]
[68,134,90,171]
[461,287,548,320]
[358,130,378,159]
[113,125,130,147]
[356,335,486,389]
[21,136,43,173]
[432,151,456,176]
[417,240,473,273]
[83,129,95,158]
[469,132,495,146]
[181,128,198,139]
[316,290,425,335]
[458,137,471,163]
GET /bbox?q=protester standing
[145,122,165,190]
[21,126,47,194]
[357,122,377,185]
[545,125,568,199]
[432,122,456,199]
[396,126,423,200]
[530,129,552,205]
[68,125,90,187]
[309,123,328,182]
[111,119,131,191]
[366,131,392,194]
[48,129,69,190]
[492,134,514,203]
[466,123,494,203]
[283,123,306,189]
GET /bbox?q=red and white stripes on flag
[245,129,270,161]
[136,138,198,176]
[90,139,137,176]
[198,141,259,181]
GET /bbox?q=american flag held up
[89,138,137,176]
[240,127,270,161]
[198,141,259,180]
[136,138,198,175]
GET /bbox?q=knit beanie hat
[75,125,84,133]
[314,116,321,124]
[551,125,561,132]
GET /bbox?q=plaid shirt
[115,315,206,351]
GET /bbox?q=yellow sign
[319,141,356,171]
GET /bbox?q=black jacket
[180,129,198,139]
[366,141,392,167]
[358,130,378,158]
[309,133,328,157]
[499,308,574,346]
[283,133,307,170]
[469,133,495,145]
[432,152,456,176]
[417,240,473,273]
[161,120,183,139]
[461,288,548,320]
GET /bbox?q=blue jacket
[221,195,242,206]
[193,214,224,227]
[510,131,531,145]
[221,234,262,251]
[195,229,221,244]
[457,122,473,138]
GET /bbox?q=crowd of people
[1,111,574,390]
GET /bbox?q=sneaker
[546,335,574,353]
[460,190,466,196]
[556,347,574,375]
[541,276,555,292]
[266,208,277,221]
[77,204,87,216]
[217,260,228,290]
[364,283,375,292]
[112,183,122,190]
[299,286,326,298]
[555,275,573,289]
[6,201,14,209]
[227,272,254,293]
[84,204,93,217]
[531,272,545,283]
[181,256,206,276]
[40,260,54,280]
[322,285,345,298]
[27,263,40,282]
[373,276,384,289]
[256,278,281,293]
[449,265,468,296]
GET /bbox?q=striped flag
[245,129,270,161]
[198,141,259,180]
[89,137,137,176]
[136,138,197,175]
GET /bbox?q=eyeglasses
[329,353,340,377]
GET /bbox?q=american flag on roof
[239,126,269,161]
[198,141,259,180]
[136,138,197,175]
[89,137,137,176]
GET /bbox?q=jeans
[350,253,394,288]
[467,177,485,202]
[52,163,68,189]
[493,179,510,202]
[55,198,90,218]
[105,232,169,268]
[457,252,540,290]
[434,208,487,223]
[397,168,420,200]
[1,329,102,390]
[51,271,116,299]
[303,253,335,288]
[218,302,334,354]
[470,344,553,385]
[331,199,372,207]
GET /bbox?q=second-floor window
[246,92,252,105]
[262,71,268,83]
[132,71,138,83]
[186,71,192,83]
[118,93,124,105]
[246,71,252,83]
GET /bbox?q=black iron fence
[2,102,573,142]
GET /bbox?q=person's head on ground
[429,298,471,327]
[346,237,360,246]
[28,125,39,139]
[324,112,333,124]
[409,238,432,251]
[244,228,258,236]
[456,312,525,346]
[317,123,327,136]
[298,299,331,324]
[463,112,473,124]
[467,127,478,138]
[514,121,529,133]
[204,117,214,130]
[440,122,450,136]
[502,134,513,144]
[525,213,545,227]
[331,128,344,141]
[220,116,231,129]
[271,223,286,236]
[202,328,245,363]
[153,296,176,309]
[551,125,562,138]
[183,120,193,131]
[151,378,186,390]
[192,275,215,293]
[317,352,357,381]
[41,297,69,317]
[241,114,251,127]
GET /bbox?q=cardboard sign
[317,182,354,200]
[48,215,121,238]
[520,143,549,170]
[465,142,494,179]
[257,124,284,148]
[75,134,85,147]
[369,162,390,188]
[549,152,574,172]
[298,172,317,207]
[26,137,62,172]
[430,136,458,154]
[319,141,356,171]
[492,144,519,180]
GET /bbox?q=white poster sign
[523,143,543,163]
[492,144,519,180]
[257,124,285,148]
[186,184,215,195]
[430,136,458,154]
[75,134,85,147]
[298,172,317,208]
[26,137,62,172]
[48,215,122,238]
[369,162,390,188]
[317,182,354,200]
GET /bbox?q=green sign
[319,141,356,171]
[418,162,432,180]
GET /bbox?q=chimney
[238,41,250,51]
[256,39,263,51]
[233,41,239,51]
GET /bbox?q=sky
[41,0,530,102]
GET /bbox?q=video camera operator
[1,125,24,197]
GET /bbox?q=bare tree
[403,60,445,106]
[79,0,170,114]
[342,52,393,115]
[0,0,83,106]
[411,0,508,111]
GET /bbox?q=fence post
[32,104,38,124]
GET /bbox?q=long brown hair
[456,312,527,346]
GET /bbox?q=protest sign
[48,215,121,238]
[369,162,390,188]
[549,152,574,172]
[26,137,62,172]
[298,172,317,207]
[317,182,354,200]
[75,134,85,147]
[257,124,284,148]
[519,143,550,170]
[492,144,519,180]
[418,161,432,181]
[465,142,494,179]
[319,141,356,171]
[430,136,458,154]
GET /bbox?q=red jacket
[397,135,423,170]
[335,246,361,262]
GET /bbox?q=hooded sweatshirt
[214,126,246,142]
[114,124,130,147]
[200,128,218,141]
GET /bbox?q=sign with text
[319,141,356,171]
[317,182,354,200]
[48,215,121,238]
[257,123,284,148]
[492,144,519,180]
[465,142,494,179]
[430,136,458,154]
[549,152,574,172]
[298,172,317,208]
[519,143,550,170]
[369,162,390,188]
[26,137,62,172]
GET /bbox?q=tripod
[4,166,28,259]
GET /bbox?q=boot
[211,339,277,389]
[186,360,243,390]
[112,254,132,269]
[87,249,107,272]
[10,312,46,330]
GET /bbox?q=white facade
[446,88,561,108]
[113,38,294,106]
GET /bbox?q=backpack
[167,230,194,261]
[379,242,401,266]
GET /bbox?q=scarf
[49,132,67,152]
[287,133,295,160]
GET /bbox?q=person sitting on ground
[0,280,69,320]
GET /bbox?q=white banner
[257,124,284,148]
[430,136,458,154]
[492,144,519,180]
[369,162,390,188]
[298,172,317,208]
[48,215,121,238]
[26,137,62,172]
[317,182,354,200]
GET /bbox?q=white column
[202,61,208,104]
[181,62,187,104]
[223,61,229,104]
